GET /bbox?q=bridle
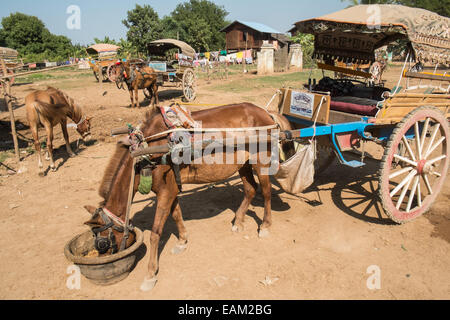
[91,208,133,254]
[68,115,90,139]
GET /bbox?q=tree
[341,0,449,17]
[122,4,163,54]
[169,0,228,52]
[0,12,76,61]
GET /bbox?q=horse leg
[61,120,75,157]
[232,164,257,233]
[254,165,272,238]
[44,123,56,171]
[30,122,44,176]
[171,198,189,255]
[135,87,140,108]
[153,82,159,107]
[141,191,178,292]
[129,89,134,108]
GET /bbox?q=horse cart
[279,4,449,223]
[146,39,197,102]
[0,47,20,87]
[86,44,121,82]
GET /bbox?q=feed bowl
[64,227,144,286]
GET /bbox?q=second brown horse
[116,61,159,108]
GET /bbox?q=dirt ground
[0,66,449,300]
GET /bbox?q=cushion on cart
[330,96,379,116]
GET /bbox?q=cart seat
[330,96,379,117]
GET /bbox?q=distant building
[221,20,292,72]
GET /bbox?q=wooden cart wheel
[143,88,152,100]
[378,106,449,224]
[369,61,383,84]
[106,64,119,82]
[182,68,196,102]
[102,67,109,82]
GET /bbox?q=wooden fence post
[1,59,20,163]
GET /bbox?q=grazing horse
[116,61,159,108]
[83,103,294,291]
[25,87,92,176]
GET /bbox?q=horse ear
[87,116,93,121]
[84,205,97,215]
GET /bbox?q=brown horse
[116,61,159,108]
[83,103,294,291]
[25,87,92,176]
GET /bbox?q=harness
[91,208,134,254]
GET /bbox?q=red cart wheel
[106,64,119,82]
[378,106,449,224]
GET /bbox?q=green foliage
[169,0,228,52]
[122,0,229,54]
[0,12,78,62]
[122,4,163,55]
[290,33,315,68]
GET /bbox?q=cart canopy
[86,44,120,57]
[289,4,450,65]
[0,47,19,59]
[148,39,196,59]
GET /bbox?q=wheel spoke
[422,174,433,195]
[389,166,413,180]
[420,118,430,157]
[396,173,414,210]
[390,169,417,197]
[430,171,442,177]
[402,136,417,162]
[424,136,446,159]
[424,123,440,157]
[414,122,422,160]
[394,154,417,167]
[417,181,422,207]
[427,154,447,165]
[406,176,420,212]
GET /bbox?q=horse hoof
[51,167,57,172]
[69,153,76,158]
[259,229,270,239]
[140,277,157,292]
[231,225,244,233]
[171,243,187,255]
[38,171,45,177]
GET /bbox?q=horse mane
[45,86,83,120]
[98,107,162,202]
[98,142,130,201]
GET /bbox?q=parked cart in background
[0,47,21,87]
[146,39,197,102]
[86,43,121,82]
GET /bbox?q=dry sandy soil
[0,66,449,300]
